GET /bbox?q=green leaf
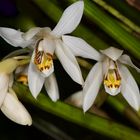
[14,83,140,140]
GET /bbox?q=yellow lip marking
[34,44,53,72]
[104,69,121,89]
[104,61,121,92]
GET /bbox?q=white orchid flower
[0,1,84,100]
[81,46,140,112]
[0,58,32,125]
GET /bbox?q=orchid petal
[42,27,51,33]
[102,58,110,76]
[0,58,19,74]
[119,54,140,73]
[51,1,84,37]
[15,66,26,74]
[43,37,55,54]
[62,35,102,61]
[44,73,59,102]
[1,92,32,125]
[0,74,9,106]
[0,27,31,47]
[100,47,123,61]
[15,65,28,75]
[28,61,45,98]
[83,62,103,112]
[119,64,140,111]
[8,74,14,87]
[23,27,41,40]
[8,88,18,99]
[55,40,84,85]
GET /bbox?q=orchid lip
[33,41,53,73]
[104,60,121,95]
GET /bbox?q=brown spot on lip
[46,53,53,58]
[104,61,121,92]
[34,45,53,72]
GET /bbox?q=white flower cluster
[0,1,139,125]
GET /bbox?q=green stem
[107,96,140,130]
[77,58,92,69]
[93,0,140,34]
[13,83,140,140]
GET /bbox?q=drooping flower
[80,47,140,112]
[0,58,32,125]
[0,1,85,100]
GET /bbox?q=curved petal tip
[51,1,84,37]
[100,47,123,61]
